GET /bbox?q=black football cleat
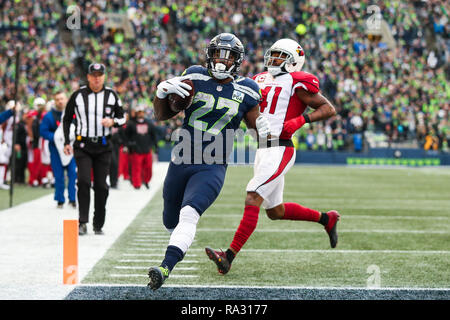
[78,223,87,236]
[205,247,231,275]
[325,210,340,248]
[94,228,104,235]
[147,266,169,290]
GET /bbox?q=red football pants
[130,152,152,188]
[40,164,52,183]
[118,146,130,180]
[28,148,42,185]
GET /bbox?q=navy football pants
[162,162,227,230]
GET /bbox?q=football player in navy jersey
[147,33,271,290]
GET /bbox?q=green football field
[81,165,450,293]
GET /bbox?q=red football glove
[283,115,306,136]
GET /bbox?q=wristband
[303,114,311,123]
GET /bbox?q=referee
[63,63,125,235]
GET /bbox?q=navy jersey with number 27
[171,65,261,164]
[162,65,261,229]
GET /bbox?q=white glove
[256,115,271,138]
[156,76,192,99]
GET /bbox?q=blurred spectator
[13,111,29,184]
[39,91,77,208]
[125,105,158,190]
[0,101,22,189]
[353,133,363,152]
[0,102,14,189]
[0,0,448,156]
[306,129,316,150]
[27,97,47,187]
[424,129,440,151]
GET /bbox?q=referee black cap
[88,63,106,75]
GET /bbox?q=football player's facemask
[264,38,305,76]
[206,33,244,80]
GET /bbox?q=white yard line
[110,274,198,278]
[135,232,167,235]
[118,259,199,263]
[135,232,170,235]
[206,213,450,220]
[187,248,450,254]
[133,235,169,239]
[131,239,168,243]
[126,248,166,252]
[197,228,450,234]
[122,253,165,257]
[128,244,200,248]
[114,266,198,270]
[212,202,450,210]
[0,162,169,300]
[338,215,450,220]
[122,253,198,257]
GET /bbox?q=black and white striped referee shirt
[62,85,125,145]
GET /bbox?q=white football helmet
[264,38,305,76]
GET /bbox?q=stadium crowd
[0,0,449,189]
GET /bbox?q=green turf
[83,165,450,288]
[0,185,53,210]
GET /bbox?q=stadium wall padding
[157,146,450,166]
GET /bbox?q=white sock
[168,205,200,254]
[0,165,6,185]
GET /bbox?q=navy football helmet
[206,33,244,80]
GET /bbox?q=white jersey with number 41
[252,71,320,140]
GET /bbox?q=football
[168,79,194,112]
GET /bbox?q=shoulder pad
[232,77,261,102]
[291,71,320,93]
[252,72,268,82]
[182,65,207,76]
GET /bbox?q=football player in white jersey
[206,38,340,274]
